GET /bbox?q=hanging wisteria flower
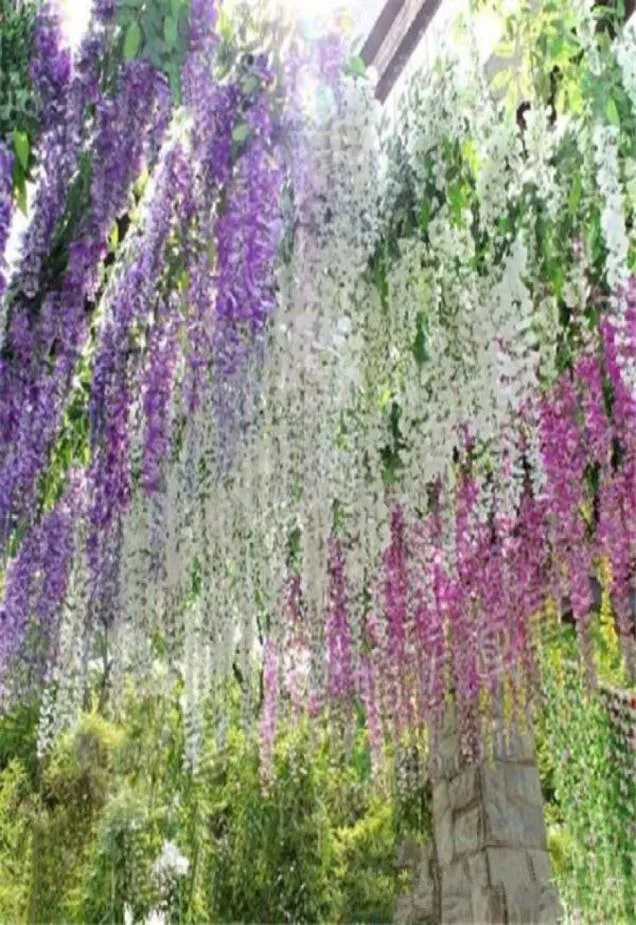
[29,1,72,130]
[1,0,636,773]
[153,840,190,883]
[0,57,163,550]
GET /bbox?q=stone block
[433,778,450,818]
[538,884,561,925]
[505,763,544,810]
[437,731,462,779]
[471,885,509,925]
[454,804,483,856]
[467,854,491,923]
[394,892,414,925]
[449,766,479,811]
[440,859,473,925]
[492,727,536,764]
[526,849,553,885]
[412,867,436,920]
[482,765,547,849]
[486,847,545,924]
[486,846,530,891]
[466,852,489,890]
[433,780,454,867]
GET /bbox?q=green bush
[535,624,635,923]
[0,687,428,923]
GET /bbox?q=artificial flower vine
[0,0,635,776]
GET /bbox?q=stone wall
[395,707,560,925]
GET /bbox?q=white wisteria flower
[153,840,190,883]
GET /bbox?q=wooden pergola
[361,0,636,104]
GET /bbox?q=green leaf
[493,38,515,59]
[123,20,141,60]
[240,74,260,96]
[447,180,464,225]
[232,123,250,144]
[568,173,582,215]
[143,36,164,68]
[346,56,366,78]
[605,97,620,127]
[166,62,182,104]
[13,130,29,172]
[108,222,119,250]
[218,8,233,42]
[491,67,512,94]
[164,15,177,48]
[170,0,182,15]
[14,175,27,215]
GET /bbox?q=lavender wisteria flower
[12,7,103,301]
[0,58,163,549]
[89,139,190,536]
[0,475,81,697]
[29,1,72,131]
[212,78,285,463]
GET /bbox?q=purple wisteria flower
[0,475,81,697]
[189,0,218,53]
[0,58,161,549]
[89,141,189,537]
[29,1,72,131]
[141,297,181,495]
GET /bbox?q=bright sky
[58,0,92,46]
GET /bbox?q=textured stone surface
[538,885,562,924]
[394,842,438,924]
[449,766,479,810]
[491,727,536,764]
[481,764,547,849]
[396,839,425,871]
[441,859,473,924]
[468,854,491,923]
[433,779,454,867]
[395,704,559,925]
[454,804,483,856]
[526,849,552,884]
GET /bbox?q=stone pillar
[429,706,560,925]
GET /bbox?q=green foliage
[116,0,192,102]
[535,624,635,923]
[0,686,428,923]
[0,0,39,206]
[0,760,35,920]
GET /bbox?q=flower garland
[0,0,635,777]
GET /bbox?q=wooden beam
[361,0,443,104]
[360,0,407,67]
